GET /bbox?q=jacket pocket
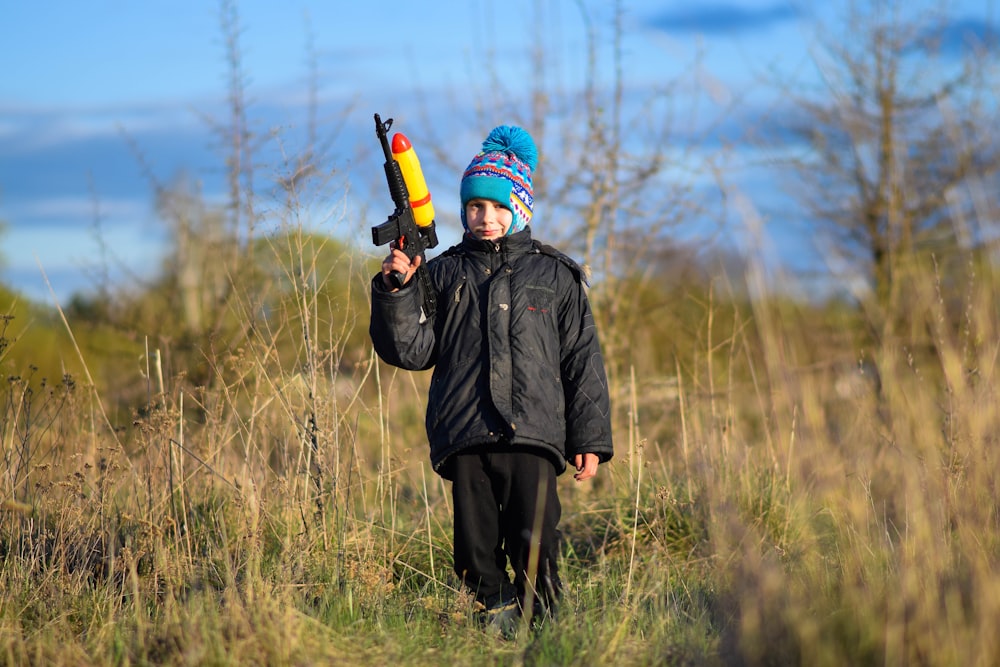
[524,284,555,315]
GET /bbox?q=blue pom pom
[481,125,538,171]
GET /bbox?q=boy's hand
[381,247,421,291]
[573,453,599,481]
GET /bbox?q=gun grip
[389,271,406,289]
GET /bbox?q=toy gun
[372,113,439,318]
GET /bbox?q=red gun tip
[391,132,412,153]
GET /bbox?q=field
[2,238,999,667]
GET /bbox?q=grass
[2,240,1000,666]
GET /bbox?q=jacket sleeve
[369,273,438,371]
[558,276,614,462]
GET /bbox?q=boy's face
[465,198,513,241]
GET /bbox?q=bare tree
[540,1,728,392]
[781,0,1000,339]
[416,0,727,390]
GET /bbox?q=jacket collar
[461,226,534,255]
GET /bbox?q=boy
[369,124,614,633]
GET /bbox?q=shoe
[478,597,522,639]
[526,598,558,632]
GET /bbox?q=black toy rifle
[371,113,438,318]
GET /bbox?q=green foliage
[0,287,89,384]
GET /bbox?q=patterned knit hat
[459,125,538,235]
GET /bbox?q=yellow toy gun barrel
[391,133,435,228]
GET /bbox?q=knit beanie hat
[459,125,538,235]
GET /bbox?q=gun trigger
[398,235,406,250]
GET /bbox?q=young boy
[369,124,613,633]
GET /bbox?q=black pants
[451,448,562,613]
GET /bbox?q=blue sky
[1,0,995,304]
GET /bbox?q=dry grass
[2,236,1000,666]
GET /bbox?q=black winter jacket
[369,228,614,478]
